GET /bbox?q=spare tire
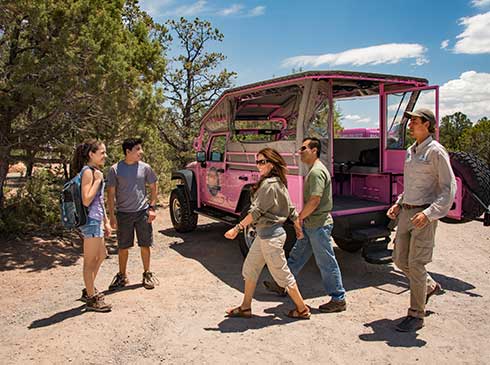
[449,152,490,219]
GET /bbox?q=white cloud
[454,12,490,54]
[342,114,372,123]
[440,71,490,121]
[248,6,266,16]
[441,39,450,49]
[282,43,429,68]
[471,0,490,8]
[139,0,175,16]
[219,4,244,16]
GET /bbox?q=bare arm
[81,169,103,207]
[107,186,117,229]
[147,182,158,223]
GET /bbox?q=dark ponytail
[71,139,103,176]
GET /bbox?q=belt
[401,203,430,210]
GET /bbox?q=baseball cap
[404,108,436,132]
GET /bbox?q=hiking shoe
[80,287,101,302]
[86,293,112,313]
[108,272,129,291]
[426,282,442,304]
[395,316,424,332]
[142,271,159,290]
[263,280,287,296]
[318,299,347,313]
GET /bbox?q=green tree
[460,117,490,164]
[439,112,473,151]
[159,17,236,166]
[0,0,167,207]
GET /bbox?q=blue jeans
[288,224,346,301]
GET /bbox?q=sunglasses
[255,159,270,165]
[298,146,309,151]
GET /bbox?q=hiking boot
[395,316,424,332]
[142,271,159,290]
[80,287,101,302]
[263,280,287,296]
[318,299,347,313]
[108,272,129,291]
[426,282,442,304]
[86,293,112,313]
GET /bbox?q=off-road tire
[449,152,490,219]
[333,238,363,253]
[237,205,296,258]
[169,186,198,232]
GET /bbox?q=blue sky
[140,0,490,127]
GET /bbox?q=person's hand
[104,221,112,238]
[411,212,429,228]
[93,169,104,182]
[224,227,239,240]
[294,220,304,239]
[148,209,157,223]
[387,204,401,220]
[109,215,117,230]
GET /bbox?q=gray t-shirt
[107,161,157,213]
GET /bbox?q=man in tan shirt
[387,108,456,332]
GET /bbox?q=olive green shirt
[303,160,333,228]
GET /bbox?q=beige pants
[242,233,296,290]
[392,207,438,318]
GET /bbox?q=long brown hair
[252,148,288,193]
[71,139,103,176]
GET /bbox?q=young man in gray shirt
[107,138,159,290]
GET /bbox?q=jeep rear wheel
[169,186,198,232]
[450,152,490,219]
[333,238,363,253]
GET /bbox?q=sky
[140,0,490,128]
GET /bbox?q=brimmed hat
[404,108,436,132]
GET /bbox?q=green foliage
[460,117,490,165]
[0,169,63,234]
[439,112,473,151]
[159,17,237,167]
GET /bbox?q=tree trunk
[0,147,10,210]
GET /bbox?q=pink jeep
[170,71,490,264]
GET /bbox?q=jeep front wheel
[169,186,198,232]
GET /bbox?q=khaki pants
[242,233,296,290]
[392,207,438,318]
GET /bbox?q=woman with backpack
[223,148,311,319]
[72,139,112,312]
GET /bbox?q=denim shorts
[79,217,104,238]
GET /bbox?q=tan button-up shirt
[396,136,456,221]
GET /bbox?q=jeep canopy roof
[201,70,429,133]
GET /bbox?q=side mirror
[196,151,206,163]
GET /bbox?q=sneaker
[108,272,129,291]
[263,280,287,296]
[80,287,101,302]
[426,282,442,304]
[395,316,424,332]
[142,271,159,290]
[318,299,347,313]
[86,293,112,313]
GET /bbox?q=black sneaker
[263,280,287,296]
[80,287,101,302]
[142,271,159,290]
[395,316,424,332]
[319,299,347,313]
[86,293,112,313]
[108,273,129,291]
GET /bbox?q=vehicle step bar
[194,206,238,225]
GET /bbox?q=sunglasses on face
[298,146,309,151]
[255,159,270,165]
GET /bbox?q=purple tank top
[82,166,105,221]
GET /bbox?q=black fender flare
[235,184,254,214]
[171,170,197,204]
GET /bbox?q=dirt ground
[1,208,489,365]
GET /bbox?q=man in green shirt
[265,137,346,312]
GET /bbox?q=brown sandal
[225,306,252,318]
[286,305,311,320]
